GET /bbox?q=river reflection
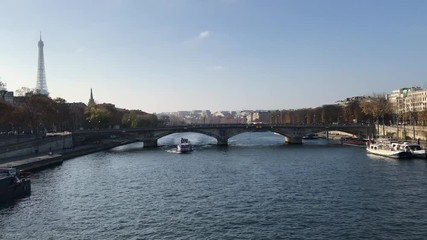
[1,132,426,239]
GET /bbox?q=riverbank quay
[376,124,427,144]
[0,154,63,172]
[61,143,126,160]
[0,141,132,172]
[0,135,73,160]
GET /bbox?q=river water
[1,133,427,239]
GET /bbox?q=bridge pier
[284,136,302,144]
[217,139,228,146]
[143,139,158,148]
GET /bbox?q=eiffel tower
[35,33,49,95]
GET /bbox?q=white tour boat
[177,138,193,153]
[366,139,413,159]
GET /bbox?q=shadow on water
[0,201,18,210]
[0,196,31,210]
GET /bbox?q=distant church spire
[88,88,95,106]
[35,32,49,95]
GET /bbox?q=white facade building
[386,87,427,114]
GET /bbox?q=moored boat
[177,138,193,153]
[366,139,413,159]
[0,168,31,204]
[399,142,427,159]
[341,137,367,147]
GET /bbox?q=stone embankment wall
[0,135,73,160]
[376,124,427,140]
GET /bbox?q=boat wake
[166,149,180,154]
[166,148,196,154]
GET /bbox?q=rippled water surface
[1,133,427,239]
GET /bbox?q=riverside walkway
[0,154,63,172]
[0,141,129,172]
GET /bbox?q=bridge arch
[151,127,306,145]
[156,131,217,146]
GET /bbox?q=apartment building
[386,87,427,114]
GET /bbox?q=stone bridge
[72,124,374,148]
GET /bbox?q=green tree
[97,103,123,127]
[85,106,112,129]
[122,110,159,128]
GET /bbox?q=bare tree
[417,109,427,126]
[0,80,7,101]
[15,87,33,96]
[360,94,392,135]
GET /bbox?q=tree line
[2,81,427,134]
[269,95,427,127]
[0,89,160,134]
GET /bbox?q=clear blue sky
[1,0,426,113]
